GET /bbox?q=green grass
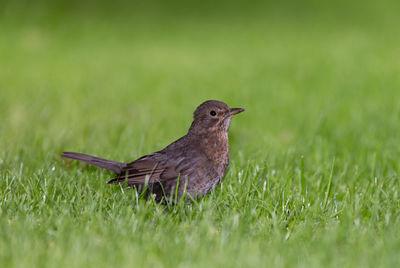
[1,1,400,267]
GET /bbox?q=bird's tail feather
[61,152,123,173]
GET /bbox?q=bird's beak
[229,108,245,115]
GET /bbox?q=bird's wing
[107,153,200,185]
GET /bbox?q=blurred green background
[1,0,400,267]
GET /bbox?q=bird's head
[189,100,244,135]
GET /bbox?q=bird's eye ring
[210,110,216,116]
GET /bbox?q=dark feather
[108,156,169,184]
[61,152,124,173]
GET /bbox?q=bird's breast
[200,133,229,162]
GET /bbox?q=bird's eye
[210,110,216,116]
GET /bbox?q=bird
[61,100,244,202]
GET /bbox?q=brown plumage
[61,100,244,202]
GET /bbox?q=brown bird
[62,100,244,202]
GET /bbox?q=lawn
[1,1,400,267]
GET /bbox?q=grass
[1,1,400,267]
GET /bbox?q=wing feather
[108,154,185,185]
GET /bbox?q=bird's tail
[61,152,124,173]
